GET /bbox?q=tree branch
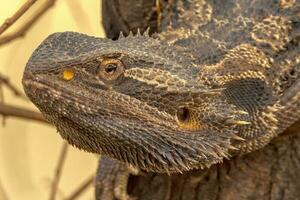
[0,103,48,124]
[49,142,69,200]
[0,0,37,35]
[64,175,95,200]
[0,74,27,100]
[0,179,9,200]
[0,0,57,46]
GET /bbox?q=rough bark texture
[128,125,300,200]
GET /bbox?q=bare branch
[0,0,37,35]
[0,103,48,124]
[0,0,57,46]
[49,142,69,200]
[64,175,95,200]
[0,180,9,200]
[0,74,27,100]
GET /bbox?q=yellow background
[0,1,105,199]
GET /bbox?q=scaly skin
[22,0,300,199]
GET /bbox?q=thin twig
[64,175,95,200]
[0,0,57,46]
[0,73,34,124]
[0,0,37,35]
[0,103,48,124]
[0,179,9,200]
[49,142,69,200]
[0,73,27,100]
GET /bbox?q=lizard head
[22,32,274,173]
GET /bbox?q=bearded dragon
[22,0,300,199]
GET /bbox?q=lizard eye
[98,58,124,81]
[105,63,117,74]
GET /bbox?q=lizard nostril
[63,69,75,81]
[176,107,190,123]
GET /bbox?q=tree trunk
[128,124,300,200]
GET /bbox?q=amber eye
[99,58,124,81]
[176,107,190,123]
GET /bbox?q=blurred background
[0,1,105,199]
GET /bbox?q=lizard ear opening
[177,107,190,123]
[176,107,202,131]
[224,78,273,111]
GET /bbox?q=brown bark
[128,123,300,200]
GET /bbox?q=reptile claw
[96,156,136,200]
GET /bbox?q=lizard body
[22,0,300,199]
